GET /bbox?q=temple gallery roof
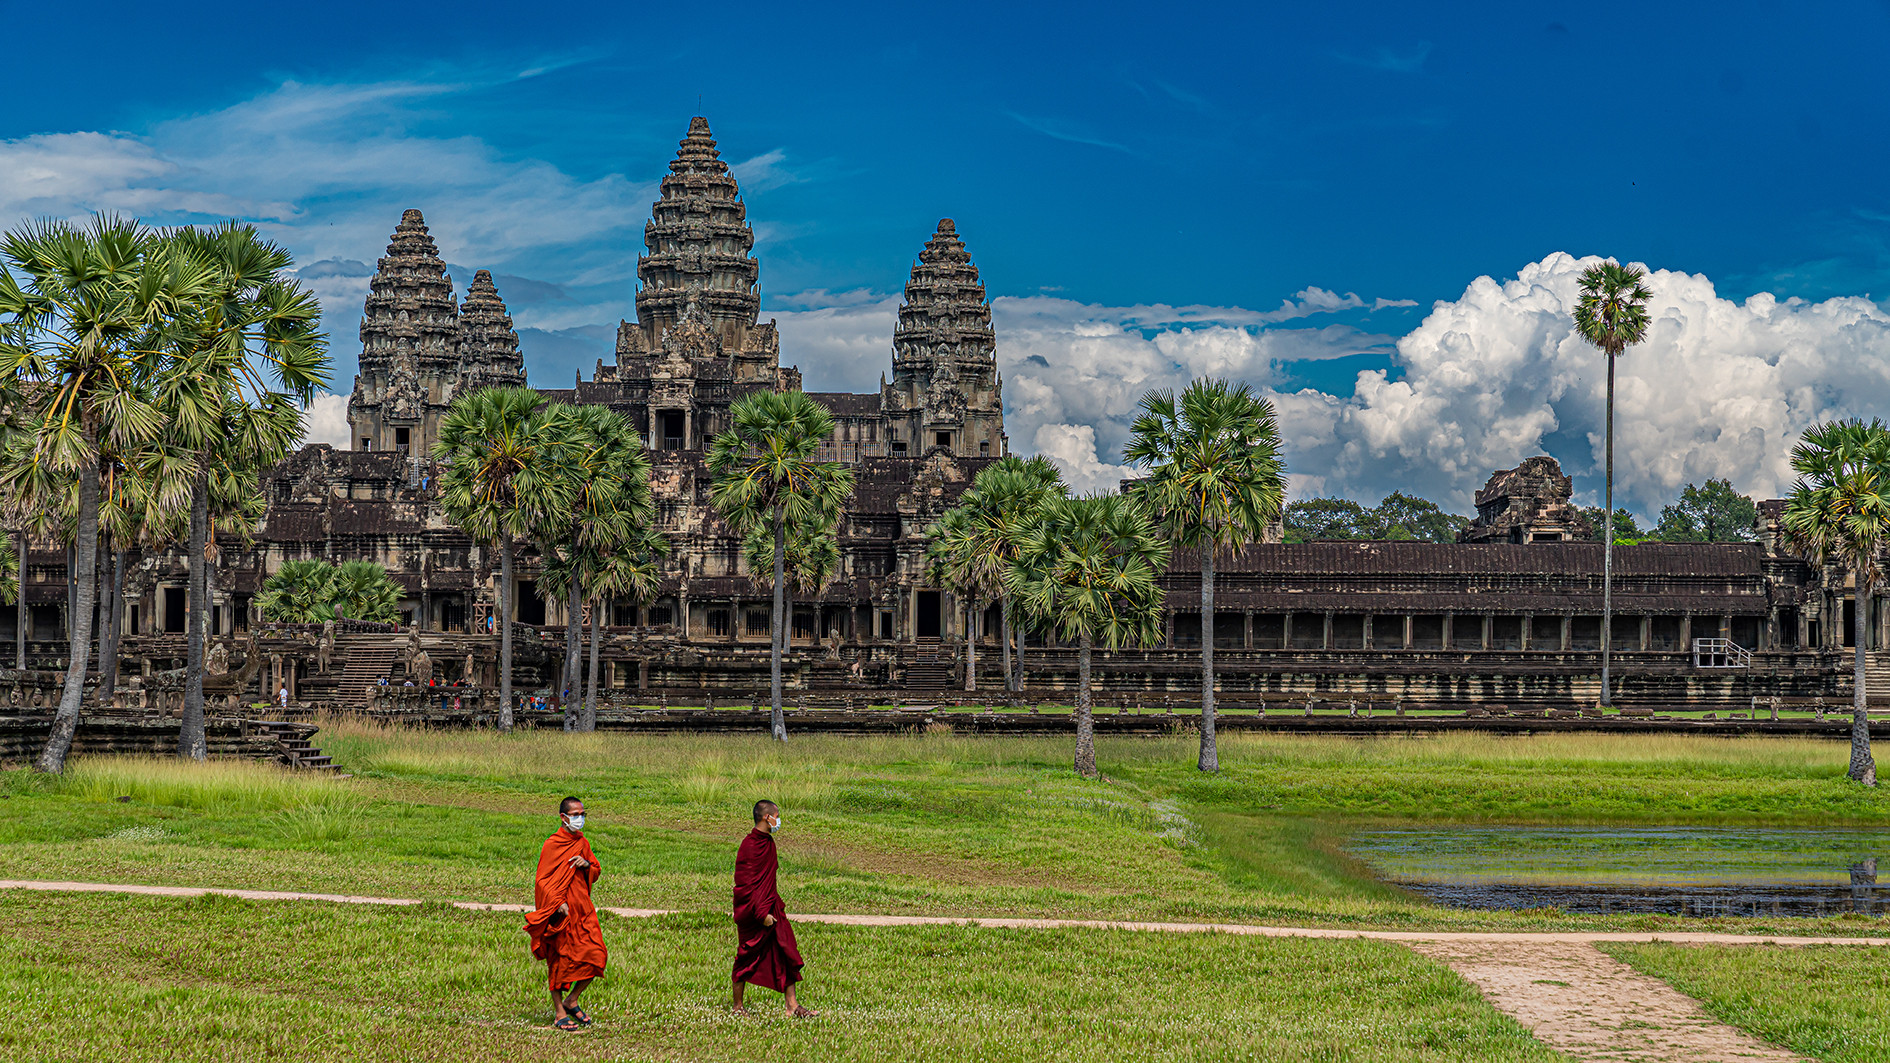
[1169,542,1766,578]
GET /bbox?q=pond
[1347,827,1890,917]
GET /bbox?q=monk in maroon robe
[525,797,606,1031]
[732,800,815,1016]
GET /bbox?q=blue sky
[5,0,1890,512]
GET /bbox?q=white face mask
[769,815,783,834]
[566,814,585,832]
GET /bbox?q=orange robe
[524,829,607,990]
[732,828,803,991]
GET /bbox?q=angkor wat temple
[11,118,1883,716]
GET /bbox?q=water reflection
[1347,827,1890,917]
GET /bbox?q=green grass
[0,725,1884,935]
[0,891,1561,1063]
[1603,942,1890,1062]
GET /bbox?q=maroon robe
[732,827,803,990]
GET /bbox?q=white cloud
[1032,424,1134,495]
[300,393,352,448]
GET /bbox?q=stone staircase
[902,639,954,690]
[249,719,340,772]
[333,643,403,709]
[1868,651,1890,694]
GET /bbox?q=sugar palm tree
[157,223,327,759]
[534,404,652,727]
[926,457,1064,694]
[1007,493,1169,777]
[435,386,580,732]
[1573,261,1652,708]
[926,505,989,691]
[744,508,842,666]
[1125,379,1285,772]
[0,216,203,773]
[707,391,853,741]
[1782,419,1890,786]
[579,525,667,730]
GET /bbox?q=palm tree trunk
[101,544,124,702]
[583,594,602,731]
[1074,633,1097,778]
[770,505,787,742]
[181,468,210,760]
[965,597,978,693]
[1199,548,1219,771]
[15,528,25,670]
[37,460,100,773]
[999,594,1014,692]
[563,572,582,731]
[1600,349,1616,707]
[498,536,514,733]
[1852,575,1877,785]
[1016,608,1029,691]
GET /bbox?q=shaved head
[752,799,778,824]
[560,796,583,815]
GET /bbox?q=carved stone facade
[1459,456,1594,544]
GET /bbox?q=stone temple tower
[457,270,527,393]
[883,219,1007,459]
[348,209,460,457]
[347,211,527,458]
[612,116,780,384]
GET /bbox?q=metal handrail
[1693,637,1752,669]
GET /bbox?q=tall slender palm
[926,505,989,691]
[1125,379,1285,771]
[157,224,327,759]
[1573,261,1652,708]
[1007,493,1169,777]
[435,386,579,732]
[744,509,841,665]
[927,457,1064,694]
[0,216,201,773]
[534,404,652,727]
[1782,419,1890,786]
[707,391,853,741]
[581,525,667,730]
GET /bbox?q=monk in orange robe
[732,799,816,1016]
[524,796,607,1030]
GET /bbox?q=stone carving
[317,621,335,675]
[206,641,229,677]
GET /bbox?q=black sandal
[568,1005,592,1026]
[553,1016,584,1031]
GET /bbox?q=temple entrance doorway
[163,588,187,633]
[917,591,941,639]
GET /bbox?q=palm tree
[533,404,652,728]
[1573,261,1653,708]
[1007,493,1169,777]
[926,505,989,691]
[257,559,340,622]
[1126,379,1285,771]
[435,386,580,732]
[158,223,327,759]
[707,391,854,742]
[744,508,842,666]
[580,525,667,730]
[1782,419,1890,786]
[332,561,403,622]
[0,216,201,773]
[925,457,1064,694]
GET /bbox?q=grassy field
[1604,942,1890,1063]
[0,724,1885,936]
[0,891,1562,1063]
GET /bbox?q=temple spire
[458,270,527,390]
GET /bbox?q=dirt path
[1408,940,1804,1062]
[4,878,1887,946]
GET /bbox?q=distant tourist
[276,685,289,709]
[525,797,606,1031]
[732,800,815,1016]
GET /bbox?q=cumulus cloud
[1011,252,1890,517]
[300,393,352,448]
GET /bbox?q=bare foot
[789,1005,819,1018]
[731,1004,750,1016]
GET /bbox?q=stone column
[1362,614,1374,650]
[1679,613,1692,651]
[1282,613,1294,650]
[1481,614,1492,650]
[1322,611,1334,650]
[1559,614,1571,651]
[1442,612,1454,651]
[1243,611,1253,650]
[1521,612,1533,650]
[1402,615,1414,650]
[1163,610,1174,647]
[1639,615,1651,652]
